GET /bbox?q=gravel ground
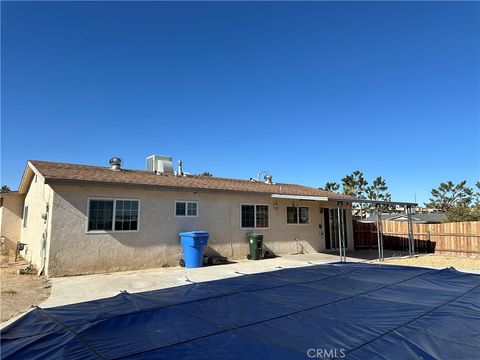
[371,254,480,271]
[1,251,51,323]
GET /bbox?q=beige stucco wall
[0,194,25,251]
[18,175,54,271]
[47,184,354,277]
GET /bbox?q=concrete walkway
[40,252,349,308]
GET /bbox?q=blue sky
[2,1,479,204]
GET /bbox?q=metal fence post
[407,205,415,257]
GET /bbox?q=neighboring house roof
[20,160,355,200]
[0,191,20,198]
[413,213,446,223]
[360,212,446,224]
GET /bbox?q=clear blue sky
[2,1,479,204]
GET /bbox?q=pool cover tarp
[1,263,479,359]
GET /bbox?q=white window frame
[174,200,199,218]
[240,203,270,229]
[286,206,310,225]
[86,197,141,234]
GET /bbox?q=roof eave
[271,194,355,203]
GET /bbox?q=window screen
[299,207,309,224]
[255,205,269,228]
[115,200,139,231]
[187,202,197,216]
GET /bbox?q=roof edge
[18,161,45,194]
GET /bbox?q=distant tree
[342,171,369,219]
[366,177,392,213]
[341,171,368,198]
[1,185,11,193]
[443,206,480,223]
[199,172,213,177]
[474,181,480,208]
[366,177,391,202]
[323,182,340,192]
[425,180,473,211]
[325,172,396,218]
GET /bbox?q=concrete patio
[41,250,400,308]
[0,250,402,329]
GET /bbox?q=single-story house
[360,212,445,224]
[0,156,355,277]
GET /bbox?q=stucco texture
[48,184,353,276]
[18,176,53,271]
[0,194,25,251]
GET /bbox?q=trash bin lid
[246,233,263,238]
[179,231,209,237]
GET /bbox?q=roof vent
[177,160,183,176]
[264,174,273,184]
[146,155,173,174]
[109,157,122,171]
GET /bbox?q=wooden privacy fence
[353,220,480,258]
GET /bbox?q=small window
[241,204,269,228]
[88,199,139,232]
[175,201,198,217]
[23,206,29,228]
[287,206,309,224]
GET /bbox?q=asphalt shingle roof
[30,160,354,199]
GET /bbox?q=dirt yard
[1,251,51,323]
[371,254,480,271]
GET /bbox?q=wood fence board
[353,220,480,257]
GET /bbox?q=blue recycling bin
[179,231,209,268]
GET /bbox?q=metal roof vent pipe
[177,160,183,176]
[109,157,122,171]
[264,174,273,184]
